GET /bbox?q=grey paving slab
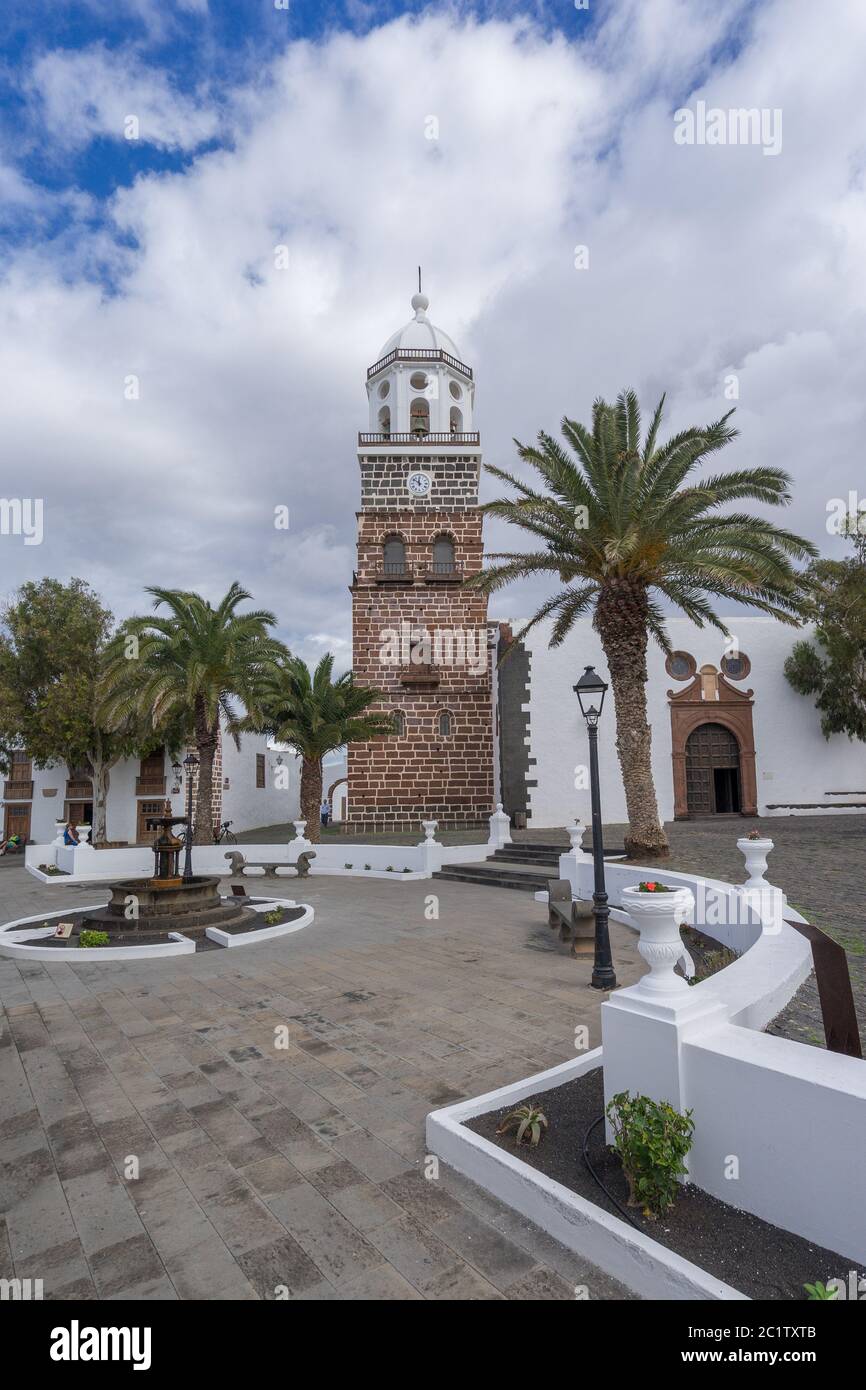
[0,860,653,1299]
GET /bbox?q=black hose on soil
[581,1113,643,1231]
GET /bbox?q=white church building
[494,614,865,828]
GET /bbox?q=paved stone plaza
[0,863,641,1301]
[654,815,866,1054]
[1,813,861,1301]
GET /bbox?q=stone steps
[433,863,551,892]
[434,841,626,893]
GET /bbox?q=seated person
[0,832,21,855]
[63,822,80,846]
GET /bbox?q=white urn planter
[736,836,774,891]
[567,820,588,859]
[289,820,311,854]
[76,824,94,850]
[487,803,511,849]
[622,885,695,996]
[52,820,67,847]
[419,820,439,844]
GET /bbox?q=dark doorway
[685,723,742,816]
[713,766,741,814]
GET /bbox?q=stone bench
[547,878,595,957]
[224,850,317,879]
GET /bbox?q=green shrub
[344,863,353,869]
[364,864,371,871]
[78,930,110,949]
[606,1091,694,1219]
[263,909,283,925]
[804,1281,839,1300]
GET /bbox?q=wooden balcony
[358,431,480,447]
[135,776,167,797]
[399,663,440,686]
[374,563,414,585]
[422,562,463,584]
[65,780,93,800]
[3,780,33,800]
[366,347,473,381]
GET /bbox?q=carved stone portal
[668,666,757,819]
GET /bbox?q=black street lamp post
[181,753,199,882]
[573,665,617,991]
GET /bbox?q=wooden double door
[3,802,31,842]
[684,722,742,816]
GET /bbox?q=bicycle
[213,820,238,845]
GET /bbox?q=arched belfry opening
[410,397,430,436]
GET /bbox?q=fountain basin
[81,875,256,938]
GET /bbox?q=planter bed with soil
[217,903,305,934]
[0,900,309,959]
[465,1065,856,1301]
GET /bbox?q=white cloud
[3,0,866,659]
[26,43,220,151]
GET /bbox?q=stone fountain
[80,810,256,941]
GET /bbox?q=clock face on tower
[406,471,431,498]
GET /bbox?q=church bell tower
[347,285,494,833]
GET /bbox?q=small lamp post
[573,666,617,991]
[181,752,199,881]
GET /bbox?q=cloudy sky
[1,0,864,667]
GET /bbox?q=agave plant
[496,1103,548,1147]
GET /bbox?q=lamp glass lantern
[574,665,608,727]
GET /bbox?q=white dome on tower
[365,282,476,441]
[376,290,463,363]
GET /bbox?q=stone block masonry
[348,449,493,833]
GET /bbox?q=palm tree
[247,653,392,842]
[469,390,816,858]
[100,583,287,843]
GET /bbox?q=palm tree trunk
[194,702,218,845]
[595,582,670,860]
[90,754,112,848]
[300,755,323,844]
